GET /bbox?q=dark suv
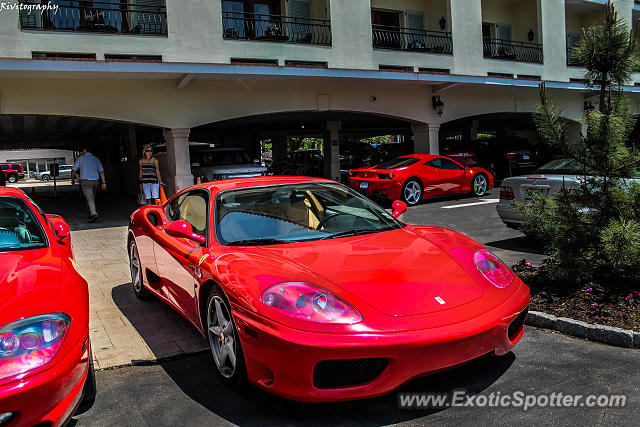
[0,163,25,183]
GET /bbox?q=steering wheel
[315,212,350,230]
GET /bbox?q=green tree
[522,1,640,284]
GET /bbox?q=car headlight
[0,313,71,381]
[261,282,362,324]
[474,249,514,288]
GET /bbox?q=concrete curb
[526,311,639,349]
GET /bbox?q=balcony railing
[18,1,167,36]
[567,47,584,66]
[222,11,331,46]
[372,25,452,55]
[483,38,543,64]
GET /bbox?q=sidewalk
[37,191,207,370]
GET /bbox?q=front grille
[313,358,389,389]
[508,307,528,340]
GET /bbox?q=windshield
[199,149,253,167]
[0,197,48,251]
[375,157,419,170]
[215,183,403,245]
[535,158,587,174]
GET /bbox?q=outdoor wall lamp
[432,95,444,117]
[528,29,534,41]
[439,16,446,30]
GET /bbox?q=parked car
[36,165,74,181]
[190,147,267,181]
[348,154,494,206]
[0,187,94,425]
[496,158,640,228]
[473,137,543,179]
[127,177,529,402]
[0,163,25,183]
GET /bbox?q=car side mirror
[46,214,70,241]
[165,220,206,244]
[391,200,408,218]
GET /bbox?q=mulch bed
[513,261,640,333]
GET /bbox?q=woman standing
[139,144,163,204]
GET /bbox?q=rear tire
[206,286,247,390]
[471,174,488,196]
[42,175,50,182]
[76,344,97,414]
[7,174,17,183]
[401,178,423,206]
[129,240,150,299]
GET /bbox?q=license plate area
[360,182,369,189]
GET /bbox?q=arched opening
[190,111,416,182]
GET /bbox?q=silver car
[497,158,640,227]
[36,164,73,181]
[191,147,266,181]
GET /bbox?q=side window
[440,158,464,170]
[165,191,209,237]
[0,165,8,170]
[425,158,442,168]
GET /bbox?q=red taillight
[348,170,353,177]
[474,250,514,288]
[505,152,516,159]
[500,186,515,200]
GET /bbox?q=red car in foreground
[0,187,94,426]
[128,176,529,402]
[348,154,494,206]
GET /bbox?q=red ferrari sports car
[348,154,494,206]
[128,176,529,402]
[0,187,94,426]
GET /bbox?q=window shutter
[405,10,424,30]
[289,0,312,19]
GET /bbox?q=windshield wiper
[322,229,375,240]
[227,238,289,246]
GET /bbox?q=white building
[0,0,638,194]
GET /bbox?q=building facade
[0,0,638,194]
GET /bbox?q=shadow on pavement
[111,283,207,361]
[158,351,515,426]
[484,236,544,255]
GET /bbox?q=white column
[328,0,373,69]
[163,128,193,196]
[325,121,341,182]
[449,0,484,76]
[612,0,633,28]
[540,0,568,82]
[412,124,440,154]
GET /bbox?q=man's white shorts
[143,183,159,199]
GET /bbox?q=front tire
[76,344,97,414]
[7,174,17,183]
[129,240,150,299]
[471,174,488,196]
[206,286,247,390]
[401,178,423,206]
[42,175,50,181]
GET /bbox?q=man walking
[71,147,106,223]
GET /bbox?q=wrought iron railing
[222,11,331,45]
[18,1,167,35]
[483,38,543,63]
[567,46,583,66]
[372,25,452,54]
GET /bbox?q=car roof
[189,176,335,193]
[402,154,440,160]
[0,187,27,197]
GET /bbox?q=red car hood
[257,227,484,317]
[0,248,64,327]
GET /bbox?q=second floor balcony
[18,1,167,36]
[222,11,331,46]
[372,25,452,55]
[482,38,543,64]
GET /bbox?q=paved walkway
[37,191,207,370]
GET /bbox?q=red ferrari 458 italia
[128,176,529,402]
[0,188,94,426]
[348,154,494,206]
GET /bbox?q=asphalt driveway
[71,327,639,426]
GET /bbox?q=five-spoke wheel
[472,174,488,196]
[402,179,422,206]
[129,240,149,299]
